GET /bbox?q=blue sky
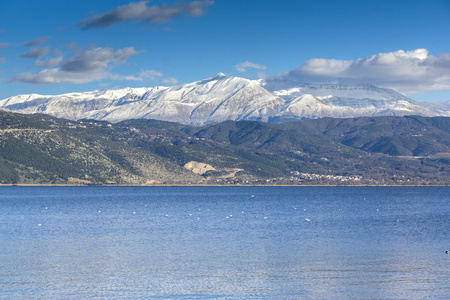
[0,0,449,101]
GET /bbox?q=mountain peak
[211,72,227,79]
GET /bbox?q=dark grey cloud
[0,42,9,49]
[60,47,141,72]
[11,46,142,84]
[20,47,51,59]
[0,30,5,34]
[23,36,51,47]
[78,0,213,30]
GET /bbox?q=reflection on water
[0,186,449,299]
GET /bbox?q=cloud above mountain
[235,61,266,72]
[78,0,214,30]
[11,47,142,84]
[162,77,178,85]
[277,49,450,94]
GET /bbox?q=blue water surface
[0,186,449,299]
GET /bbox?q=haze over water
[1,186,449,299]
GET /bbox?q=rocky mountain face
[0,73,448,125]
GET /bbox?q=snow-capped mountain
[259,78,441,120]
[0,73,447,125]
[418,100,450,117]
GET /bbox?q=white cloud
[140,70,163,80]
[11,68,96,84]
[162,77,178,85]
[11,46,142,84]
[111,70,164,82]
[110,74,143,81]
[235,60,266,72]
[278,49,450,94]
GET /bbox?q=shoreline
[0,183,448,187]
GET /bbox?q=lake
[0,186,449,299]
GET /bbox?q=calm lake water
[0,186,449,299]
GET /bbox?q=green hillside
[282,116,450,156]
[0,110,448,185]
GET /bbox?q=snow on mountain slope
[418,101,450,117]
[274,94,339,120]
[0,74,447,125]
[259,78,436,118]
[0,73,285,125]
[260,79,409,102]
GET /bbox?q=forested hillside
[0,110,448,185]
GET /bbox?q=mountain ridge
[0,74,448,125]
